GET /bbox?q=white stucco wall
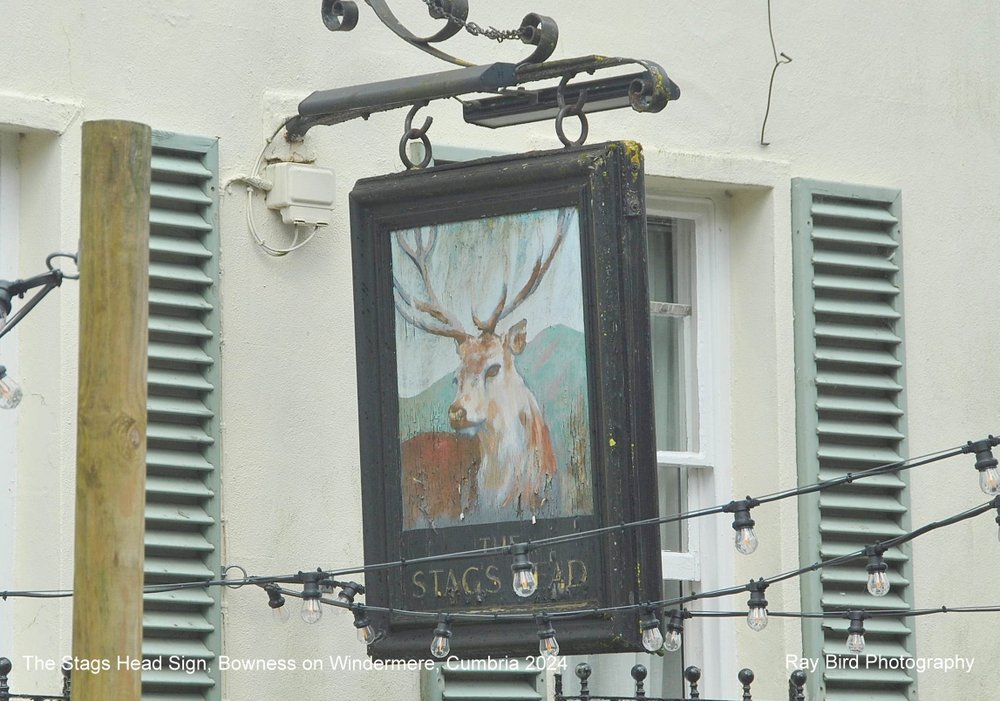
[1,2,998,699]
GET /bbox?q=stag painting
[394,208,594,529]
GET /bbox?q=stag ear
[505,319,528,355]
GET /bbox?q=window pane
[647,218,695,453]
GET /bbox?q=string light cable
[2,438,995,605]
[226,117,324,257]
[3,436,1000,655]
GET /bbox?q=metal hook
[399,102,434,169]
[554,75,589,148]
[46,252,79,280]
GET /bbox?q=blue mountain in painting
[398,323,590,482]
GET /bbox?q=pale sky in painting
[392,206,585,398]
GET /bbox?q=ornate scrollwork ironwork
[320,0,557,67]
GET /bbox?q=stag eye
[484,364,501,380]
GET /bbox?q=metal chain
[420,0,526,42]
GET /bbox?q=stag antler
[393,227,470,343]
[473,208,573,334]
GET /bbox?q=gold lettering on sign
[407,560,586,600]
[412,570,427,598]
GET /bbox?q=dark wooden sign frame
[349,142,660,660]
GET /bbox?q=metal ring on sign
[223,564,249,589]
[554,75,589,148]
[555,106,589,147]
[399,102,434,169]
[46,252,80,280]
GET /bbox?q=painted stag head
[393,211,571,513]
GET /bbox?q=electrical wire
[3,437,997,637]
[229,117,324,257]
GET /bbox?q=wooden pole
[72,120,151,701]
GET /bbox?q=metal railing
[555,662,807,701]
[0,658,70,701]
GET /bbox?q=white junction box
[264,162,336,226]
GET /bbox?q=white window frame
[645,189,735,698]
[0,130,20,658]
[420,148,737,698]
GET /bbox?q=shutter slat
[821,543,909,562]
[148,368,214,393]
[145,530,215,556]
[812,225,899,248]
[147,449,214,473]
[151,234,213,261]
[152,153,212,181]
[820,592,910,611]
[144,588,216,610]
[816,688,912,701]
[820,492,908,514]
[822,668,913,686]
[819,516,907,539]
[145,557,215,581]
[143,639,215,659]
[149,314,214,340]
[150,289,214,313]
[147,422,215,448]
[811,199,899,225]
[815,347,902,369]
[149,342,214,368]
[145,502,214,528]
[816,371,902,393]
[816,395,904,417]
[820,567,911,589]
[142,670,215,690]
[814,273,899,295]
[823,617,911,635]
[151,181,213,207]
[814,322,901,344]
[817,420,905,441]
[146,475,215,501]
[148,396,214,420]
[814,297,901,321]
[813,249,898,273]
[150,261,213,286]
[150,208,213,234]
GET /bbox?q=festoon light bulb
[965,437,1000,496]
[726,499,760,555]
[265,584,290,624]
[0,366,22,410]
[511,543,537,598]
[639,607,664,652]
[536,616,560,658]
[846,612,866,654]
[298,572,325,624]
[865,546,891,597]
[746,579,769,632]
[353,607,376,645]
[430,614,453,659]
[663,609,688,652]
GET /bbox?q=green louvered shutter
[142,132,221,701]
[792,179,915,701]
[422,666,545,701]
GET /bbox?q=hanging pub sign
[349,142,660,660]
